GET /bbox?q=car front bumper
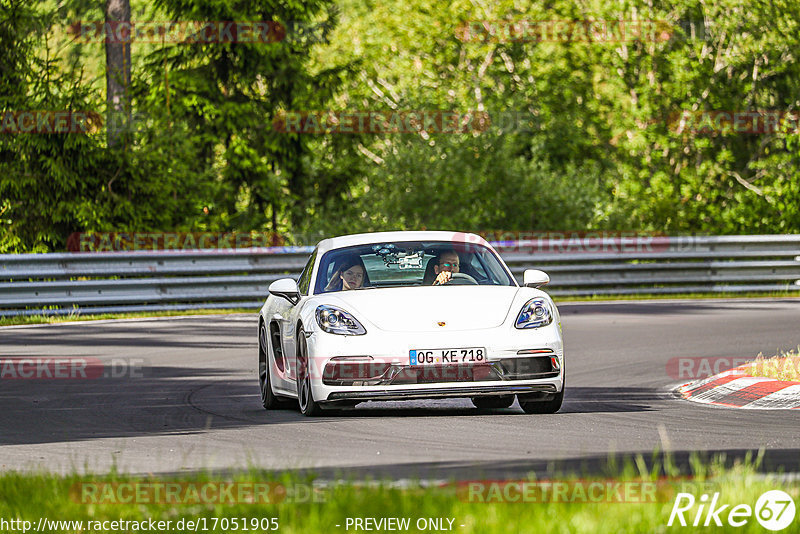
[305,322,564,404]
[324,383,558,403]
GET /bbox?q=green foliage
[315,0,800,235]
[302,133,602,235]
[588,0,800,232]
[0,0,105,252]
[0,0,213,251]
[2,0,800,252]
[135,0,359,233]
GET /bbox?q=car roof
[315,231,491,255]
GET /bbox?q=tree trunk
[105,0,131,147]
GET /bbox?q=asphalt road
[2,299,800,479]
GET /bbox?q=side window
[297,249,317,295]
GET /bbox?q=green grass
[0,309,256,327]
[551,290,800,302]
[1,454,798,533]
[748,348,800,382]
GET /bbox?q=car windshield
[313,240,516,294]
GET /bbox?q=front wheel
[259,323,285,410]
[518,378,565,414]
[296,328,323,416]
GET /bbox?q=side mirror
[269,278,301,305]
[523,269,550,288]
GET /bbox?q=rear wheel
[471,396,515,410]
[259,322,286,410]
[518,379,564,414]
[296,328,323,416]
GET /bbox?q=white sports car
[257,231,564,415]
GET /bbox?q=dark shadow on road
[195,448,800,481]
[0,362,664,446]
[335,387,659,417]
[0,317,256,350]
[557,387,661,413]
[0,366,262,446]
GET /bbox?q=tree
[137,0,360,237]
[105,0,131,147]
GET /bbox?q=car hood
[323,286,521,332]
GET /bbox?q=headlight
[515,298,554,329]
[315,305,367,335]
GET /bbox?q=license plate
[409,347,486,366]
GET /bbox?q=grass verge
[552,290,800,302]
[748,348,800,382]
[0,453,798,533]
[0,309,255,327]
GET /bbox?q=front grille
[322,356,559,386]
[323,362,391,385]
[497,356,557,379]
[391,364,499,384]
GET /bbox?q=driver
[432,250,460,285]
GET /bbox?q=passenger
[324,256,367,291]
[432,250,460,285]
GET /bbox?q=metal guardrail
[1,235,799,316]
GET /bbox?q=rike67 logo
[668,490,796,530]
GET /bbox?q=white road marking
[688,377,774,404]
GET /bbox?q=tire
[471,395,515,410]
[518,379,564,414]
[259,322,285,410]
[296,328,323,416]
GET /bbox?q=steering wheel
[444,272,478,285]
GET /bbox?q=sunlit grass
[0,452,798,533]
[552,290,799,302]
[748,348,800,382]
[0,309,255,327]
